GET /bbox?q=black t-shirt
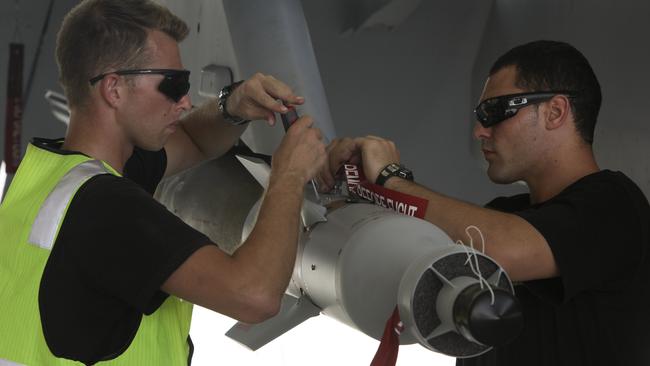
[458,170,650,366]
[36,139,211,365]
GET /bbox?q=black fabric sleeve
[122,147,167,195]
[64,174,212,314]
[515,173,648,303]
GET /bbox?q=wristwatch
[218,80,251,125]
[375,163,414,186]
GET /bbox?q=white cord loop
[456,225,496,305]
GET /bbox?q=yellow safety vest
[0,142,193,365]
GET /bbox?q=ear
[97,74,125,109]
[545,95,572,131]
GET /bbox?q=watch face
[376,163,414,185]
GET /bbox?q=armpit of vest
[28,160,109,250]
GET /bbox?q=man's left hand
[226,73,304,125]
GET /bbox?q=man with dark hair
[0,0,326,365]
[319,40,650,365]
[489,40,602,144]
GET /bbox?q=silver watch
[218,81,251,125]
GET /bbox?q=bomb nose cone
[468,289,523,346]
[454,284,523,347]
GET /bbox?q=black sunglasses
[474,91,576,128]
[89,68,191,103]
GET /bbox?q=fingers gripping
[274,116,326,184]
[260,74,304,106]
[229,73,304,124]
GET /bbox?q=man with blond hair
[0,0,326,364]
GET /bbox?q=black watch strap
[218,80,251,125]
[375,163,414,186]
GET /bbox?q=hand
[316,137,361,192]
[355,136,401,183]
[272,116,327,185]
[226,73,304,125]
[316,136,400,191]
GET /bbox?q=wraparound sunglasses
[474,91,576,127]
[89,68,190,103]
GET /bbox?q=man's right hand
[317,136,401,191]
[271,115,327,185]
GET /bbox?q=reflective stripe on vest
[28,159,108,250]
[0,358,25,366]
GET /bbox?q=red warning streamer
[370,307,404,366]
[343,164,429,219]
[5,43,24,174]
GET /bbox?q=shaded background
[1,0,648,364]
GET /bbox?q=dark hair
[489,40,601,144]
[56,0,189,109]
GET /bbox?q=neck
[526,143,599,204]
[62,109,133,174]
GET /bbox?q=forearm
[161,166,315,324]
[384,177,555,281]
[180,99,248,159]
[384,178,496,240]
[232,172,304,299]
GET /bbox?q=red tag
[4,43,24,173]
[370,307,403,366]
[342,164,428,219]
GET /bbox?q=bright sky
[190,305,455,366]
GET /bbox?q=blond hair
[55,0,189,109]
